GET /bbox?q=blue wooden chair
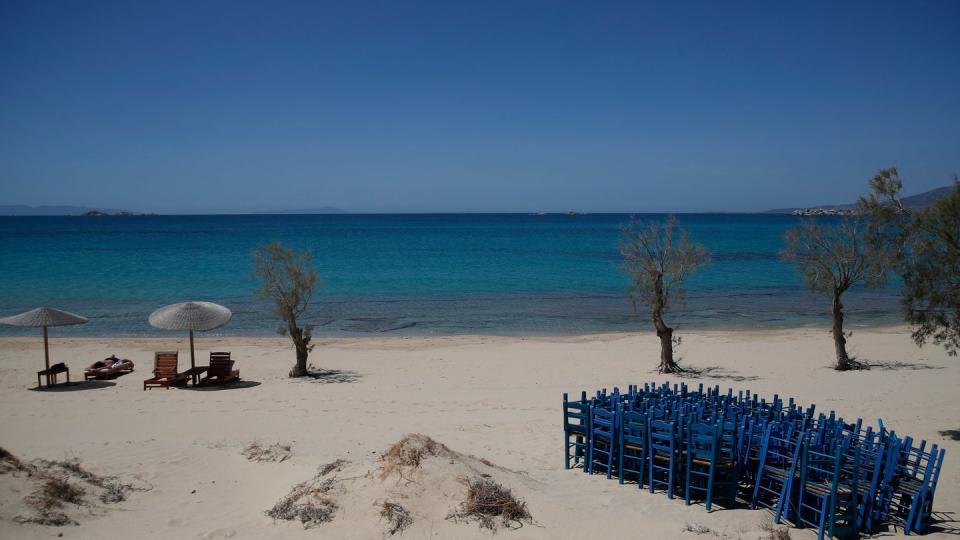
[849,433,892,533]
[588,404,617,479]
[563,392,591,470]
[648,418,678,499]
[751,422,803,524]
[795,434,859,540]
[684,421,734,511]
[884,438,945,535]
[618,405,648,488]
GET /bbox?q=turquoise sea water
[0,214,901,336]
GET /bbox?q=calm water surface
[0,214,901,336]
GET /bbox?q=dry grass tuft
[0,446,25,474]
[243,442,293,463]
[447,477,532,532]
[40,477,86,505]
[319,459,349,476]
[760,520,792,540]
[379,501,414,537]
[99,480,129,503]
[2,449,147,526]
[266,473,340,529]
[682,522,714,535]
[380,434,451,480]
[16,477,87,526]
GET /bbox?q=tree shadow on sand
[865,360,944,371]
[673,365,760,382]
[939,429,960,441]
[28,380,117,392]
[295,367,363,384]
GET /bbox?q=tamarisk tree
[252,241,319,377]
[781,216,889,370]
[861,168,960,356]
[619,215,712,374]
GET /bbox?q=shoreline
[0,317,911,341]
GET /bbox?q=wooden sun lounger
[143,351,190,390]
[84,357,135,380]
[197,352,240,387]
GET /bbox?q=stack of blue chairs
[562,383,946,539]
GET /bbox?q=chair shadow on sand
[928,511,960,536]
[189,380,262,391]
[29,380,117,392]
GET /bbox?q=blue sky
[1,1,958,213]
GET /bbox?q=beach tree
[252,241,319,377]
[619,215,712,374]
[781,215,889,370]
[861,169,960,356]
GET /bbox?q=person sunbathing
[84,355,134,379]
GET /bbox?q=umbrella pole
[43,326,50,370]
[189,329,196,370]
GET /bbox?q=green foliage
[861,171,960,356]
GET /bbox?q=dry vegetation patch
[380,434,453,480]
[0,447,148,527]
[447,477,532,532]
[379,501,414,537]
[266,434,533,536]
[266,471,342,528]
[243,441,293,463]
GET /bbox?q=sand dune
[0,326,957,539]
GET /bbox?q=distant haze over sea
[2,184,950,216]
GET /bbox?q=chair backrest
[590,405,616,440]
[621,409,648,447]
[563,392,590,432]
[209,352,233,376]
[154,351,179,376]
[686,421,719,461]
[649,419,676,452]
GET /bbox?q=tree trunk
[289,323,310,378]
[652,273,681,373]
[831,290,851,371]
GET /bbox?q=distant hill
[0,205,135,216]
[766,185,954,214]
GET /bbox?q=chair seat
[763,465,789,478]
[803,481,853,497]
[897,478,923,493]
[624,442,644,451]
[566,425,587,436]
[692,457,736,467]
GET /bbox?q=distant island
[0,205,155,216]
[767,185,952,215]
[81,209,157,217]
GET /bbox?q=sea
[0,213,903,337]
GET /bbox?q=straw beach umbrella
[0,307,89,372]
[148,301,232,370]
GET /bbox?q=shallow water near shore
[0,213,902,336]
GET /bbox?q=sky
[0,1,958,214]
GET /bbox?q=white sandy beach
[0,326,957,539]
